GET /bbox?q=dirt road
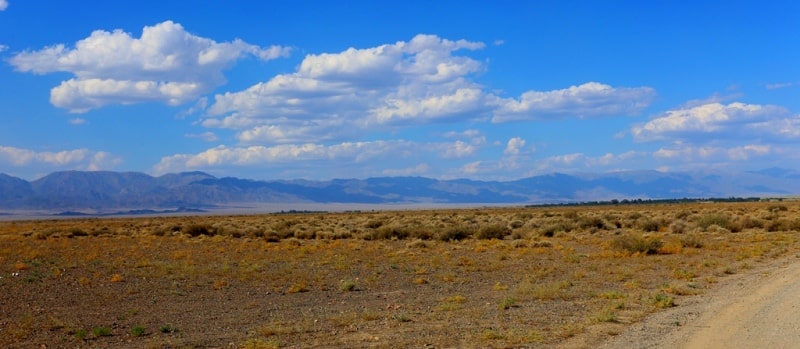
[598,255,800,349]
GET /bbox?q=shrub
[509,220,525,229]
[131,326,146,336]
[612,234,663,255]
[768,204,788,213]
[364,219,385,229]
[669,219,689,234]
[578,216,607,230]
[92,327,112,337]
[183,224,215,237]
[436,225,474,241]
[340,279,357,292]
[696,213,739,232]
[652,293,675,308]
[738,216,764,230]
[475,224,511,240]
[371,224,410,240]
[639,219,661,232]
[679,234,704,248]
[539,222,572,237]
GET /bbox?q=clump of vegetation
[695,213,740,232]
[679,234,704,248]
[159,325,177,333]
[92,327,112,337]
[475,224,510,240]
[340,279,357,292]
[578,216,607,230]
[498,296,517,310]
[669,219,689,234]
[183,224,217,237]
[612,234,663,255]
[131,326,146,337]
[437,225,475,241]
[638,218,662,232]
[652,293,675,308]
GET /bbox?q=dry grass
[1,201,800,347]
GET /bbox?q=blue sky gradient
[1,1,799,180]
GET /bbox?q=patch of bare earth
[1,202,799,348]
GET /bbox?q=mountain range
[1,168,799,215]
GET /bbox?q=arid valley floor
[2,201,800,348]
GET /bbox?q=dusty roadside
[594,253,800,348]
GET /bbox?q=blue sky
[2,1,799,181]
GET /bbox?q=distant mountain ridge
[0,169,798,214]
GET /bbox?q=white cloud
[185,132,219,142]
[382,163,430,176]
[654,144,772,162]
[0,45,7,52]
[10,20,290,113]
[504,137,526,155]
[631,102,792,142]
[68,118,86,125]
[531,151,648,174]
[204,34,650,146]
[205,34,488,143]
[152,140,416,174]
[765,82,795,90]
[436,140,476,159]
[0,145,120,172]
[0,0,7,11]
[443,129,486,146]
[460,161,482,174]
[491,82,656,122]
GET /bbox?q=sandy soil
[597,254,800,348]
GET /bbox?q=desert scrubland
[2,201,800,348]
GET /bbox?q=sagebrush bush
[183,224,216,237]
[578,216,607,230]
[612,234,663,255]
[696,213,740,232]
[638,218,663,232]
[669,219,689,234]
[475,224,510,240]
[436,225,474,241]
[679,233,704,248]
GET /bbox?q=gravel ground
[595,254,800,349]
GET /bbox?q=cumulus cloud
[205,34,488,144]
[0,0,7,11]
[436,140,477,159]
[204,34,652,146]
[153,137,491,176]
[491,82,656,122]
[531,151,648,174]
[653,144,772,162]
[0,145,120,173]
[504,137,526,155]
[10,20,290,112]
[631,102,793,142]
[68,118,86,125]
[152,140,417,174]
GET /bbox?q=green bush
[92,327,112,337]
